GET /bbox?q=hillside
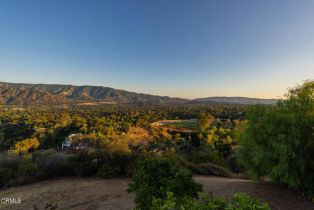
[191,96,277,105]
[0,82,277,105]
[0,82,187,105]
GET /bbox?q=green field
[165,121,197,129]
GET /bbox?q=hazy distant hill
[0,82,277,105]
[191,96,277,105]
[0,82,187,105]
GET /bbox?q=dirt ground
[195,176,314,210]
[0,178,134,210]
[0,176,313,210]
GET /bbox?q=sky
[0,0,313,99]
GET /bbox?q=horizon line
[0,80,280,100]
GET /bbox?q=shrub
[0,168,15,187]
[151,192,270,210]
[151,192,203,210]
[34,150,75,177]
[128,157,202,210]
[96,150,137,177]
[68,152,97,177]
[75,161,98,177]
[98,162,121,178]
[230,193,270,209]
[0,152,23,170]
[14,162,44,185]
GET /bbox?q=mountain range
[0,82,277,105]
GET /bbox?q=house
[74,142,90,150]
[61,133,81,150]
[61,140,72,150]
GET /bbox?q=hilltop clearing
[0,176,313,210]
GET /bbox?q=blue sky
[0,0,313,99]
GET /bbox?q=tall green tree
[237,80,314,198]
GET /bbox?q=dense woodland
[0,104,246,152]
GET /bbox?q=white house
[61,141,71,150]
[61,133,81,150]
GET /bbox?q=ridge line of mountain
[0,81,277,105]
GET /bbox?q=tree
[11,137,40,155]
[237,80,314,199]
[232,119,248,143]
[197,113,214,132]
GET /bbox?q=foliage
[128,157,202,210]
[98,162,121,178]
[68,152,98,177]
[230,193,271,210]
[0,104,245,152]
[151,192,270,210]
[33,149,76,177]
[0,153,23,169]
[97,150,138,177]
[0,103,247,188]
[232,119,248,144]
[197,113,214,131]
[11,137,40,155]
[0,168,15,186]
[16,162,41,178]
[12,162,45,185]
[237,80,314,198]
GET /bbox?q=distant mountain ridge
[0,82,277,105]
[0,82,187,105]
[191,96,277,105]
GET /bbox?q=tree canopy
[237,80,314,198]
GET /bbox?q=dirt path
[0,176,313,210]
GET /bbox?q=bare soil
[0,178,134,210]
[0,176,313,210]
[195,176,314,210]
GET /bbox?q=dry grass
[0,178,134,210]
[126,127,150,140]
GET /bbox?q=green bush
[237,80,314,199]
[0,153,23,170]
[68,153,97,177]
[14,162,44,185]
[230,193,270,210]
[151,192,270,210]
[0,168,15,186]
[128,157,202,210]
[186,147,225,166]
[98,162,121,178]
[34,149,76,177]
[17,162,40,176]
[96,150,137,177]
